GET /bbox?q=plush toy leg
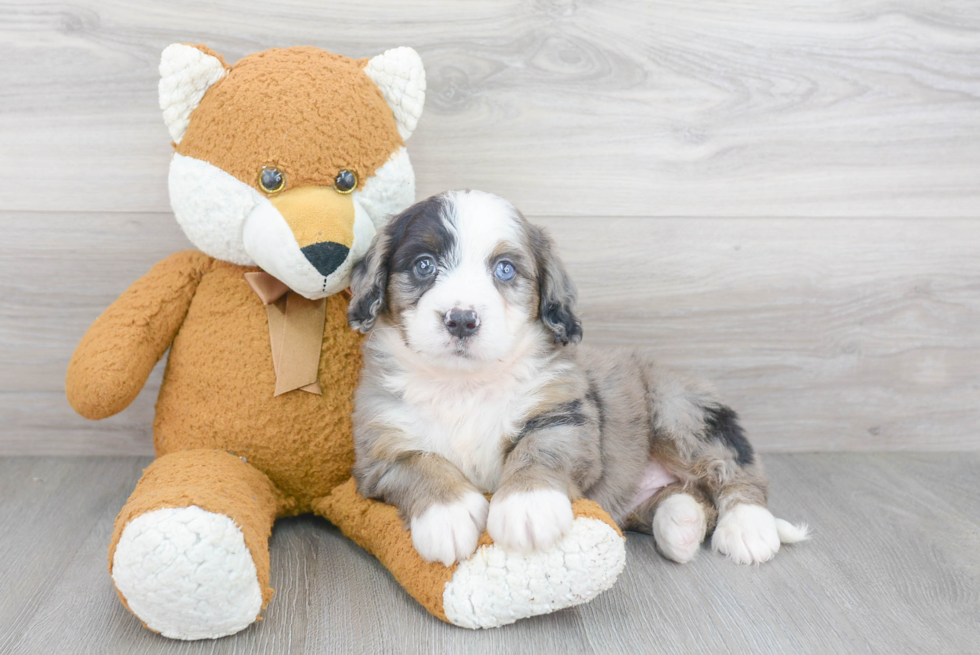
[314,478,626,629]
[109,449,283,640]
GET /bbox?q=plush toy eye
[334,169,357,194]
[414,256,436,278]
[494,260,516,281]
[259,166,286,194]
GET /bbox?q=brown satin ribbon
[244,271,326,396]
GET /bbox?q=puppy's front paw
[487,488,573,553]
[711,503,781,564]
[410,491,489,566]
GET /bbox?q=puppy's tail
[775,518,810,544]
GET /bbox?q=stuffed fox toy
[65,43,625,640]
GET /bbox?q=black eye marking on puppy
[390,205,457,276]
[348,195,449,332]
[386,200,458,312]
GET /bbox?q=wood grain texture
[2,0,979,454]
[553,216,980,452]
[2,454,978,654]
[1,0,979,216]
[3,1,978,649]
[3,211,977,454]
[0,457,148,655]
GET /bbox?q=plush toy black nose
[301,242,349,277]
[444,308,480,339]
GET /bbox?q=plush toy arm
[66,250,213,420]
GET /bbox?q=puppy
[347,190,808,567]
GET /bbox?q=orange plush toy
[66,44,625,640]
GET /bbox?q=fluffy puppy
[347,190,808,567]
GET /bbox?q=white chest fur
[419,384,514,490]
[375,332,559,493]
[395,368,546,492]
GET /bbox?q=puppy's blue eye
[414,256,436,278]
[494,260,516,281]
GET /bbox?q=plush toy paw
[486,489,574,554]
[444,511,625,629]
[652,493,707,564]
[410,491,489,566]
[112,506,263,640]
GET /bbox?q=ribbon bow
[244,271,326,397]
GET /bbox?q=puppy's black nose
[301,242,349,277]
[444,308,480,339]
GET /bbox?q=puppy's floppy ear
[347,231,391,333]
[528,223,582,345]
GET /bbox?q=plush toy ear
[159,44,227,144]
[527,223,583,345]
[363,47,426,140]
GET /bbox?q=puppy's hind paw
[711,504,782,565]
[652,493,707,564]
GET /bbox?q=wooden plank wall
[1,0,978,455]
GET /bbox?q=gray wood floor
[2,454,977,654]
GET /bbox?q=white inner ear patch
[159,44,227,144]
[364,47,426,140]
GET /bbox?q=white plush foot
[711,504,782,564]
[487,489,574,554]
[444,515,626,629]
[652,493,707,564]
[112,506,263,640]
[410,491,490,566]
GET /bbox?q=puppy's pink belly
[627,459,679,514]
